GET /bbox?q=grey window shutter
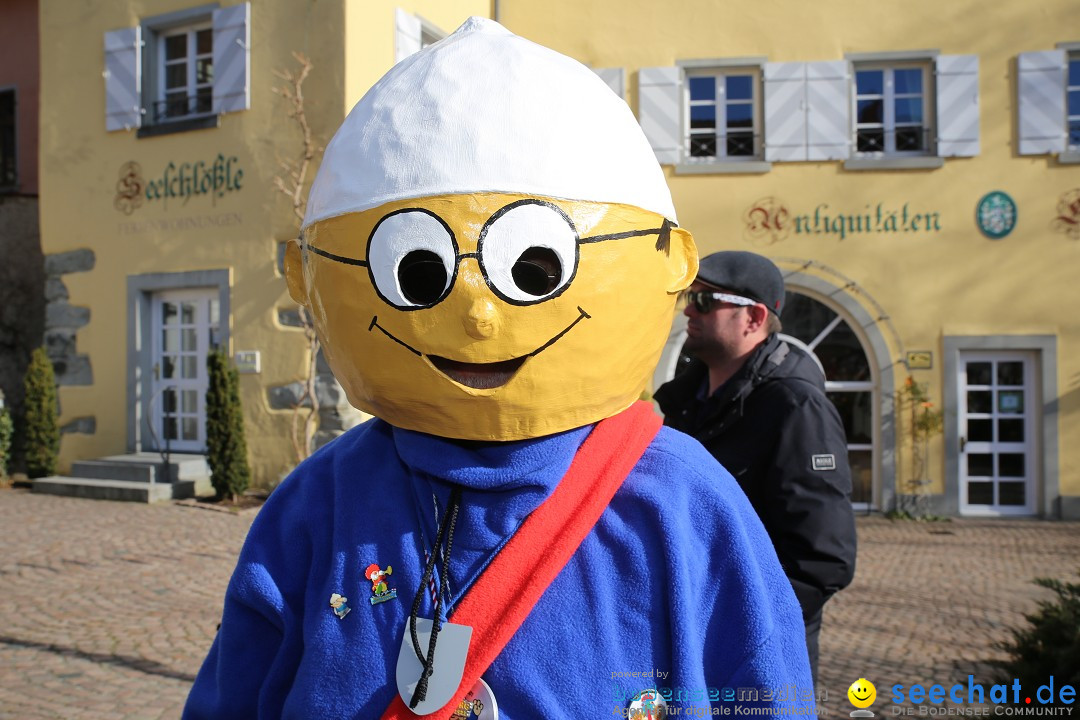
[395,8,422,63]
[594,67,626,102]
[805,61,850,160]
[638,66,681,165]
[104,27,142,132]
[936,55,979,157]
[212,2,250,114]
[763,62,806,161]
[1018,50,1066,155]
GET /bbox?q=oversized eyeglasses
[680,289,757,314]
[303,198,671,310]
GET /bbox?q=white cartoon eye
[478,201,578,305]
[367,209,458,309]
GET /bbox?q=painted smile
[368,306,591,390]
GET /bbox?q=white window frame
[420,19,444,50]
[853,62,934,157]
[139,5,218,128]
[395,9,445,63]
[156,23,214,123]
[776,295,880,512]
[956,351,1038,517]
[684,67,763,163]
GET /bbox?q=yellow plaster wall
[502,0,1080,502]
[39,0,347,486]
[343,1,491,113]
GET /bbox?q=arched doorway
[779,291,875,508]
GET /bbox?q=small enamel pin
[365,563,398,605]
[329,593,351,619]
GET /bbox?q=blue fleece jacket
[184,417,814,718]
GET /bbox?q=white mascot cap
[302,17,677,230]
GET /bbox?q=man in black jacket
[654,251,856,685]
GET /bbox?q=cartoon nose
[464,298,499,340]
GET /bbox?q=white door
[150,289,219,453]
[958,351,1037,516]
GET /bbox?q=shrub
[206,348,251,503]
[0,402,13,478]
[996,571,1080,701]
[23,348,59,479]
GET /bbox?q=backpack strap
[382,401,662,719]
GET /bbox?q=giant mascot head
[285,18,698,440]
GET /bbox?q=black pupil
[512,247,561,297]
[398,250,447,305]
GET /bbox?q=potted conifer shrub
[23,348,59,479]
[205,348,251,503]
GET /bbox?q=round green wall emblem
[976,191,1017,239]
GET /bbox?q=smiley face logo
[848,678,877,709]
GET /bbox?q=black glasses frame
[303,198,672,311]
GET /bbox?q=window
[395,8,446,64]
[686,70,761,161]
[420,24,444,50]
[639,53,976,169]
[0,89,14,188]
[779,292,876,508]
[854,64,931,155]
[104,3,249,135]
[1069,54,1080,149]
[156,24,214,123]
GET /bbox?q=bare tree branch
[273,51,323,461]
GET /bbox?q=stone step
[70,451,209,483]
[31,476,198,503]
[86,452,210,480]
[71,459,161,483]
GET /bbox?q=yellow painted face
[848,678,877,709]
[286,192,697,440]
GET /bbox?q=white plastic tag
[396,618,473,715]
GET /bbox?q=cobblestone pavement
[1,487,1078,719]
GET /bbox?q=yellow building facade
[496,0,1080,518]
[38,0,488,488]
[38,0,1080,517]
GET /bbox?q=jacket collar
[659,334,789,432]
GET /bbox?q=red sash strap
[382,401,662,719]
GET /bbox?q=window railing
[687,131,761,160]
[152,92,213,124]
[855,126,932,155]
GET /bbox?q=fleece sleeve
[763,389,857,614]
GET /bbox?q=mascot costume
[185,17,813,719]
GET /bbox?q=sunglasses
[680,290,757,314]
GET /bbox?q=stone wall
[42,248,94,387]
[265,342,367,453]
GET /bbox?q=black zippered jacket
[654,334,857,620]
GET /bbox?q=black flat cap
[697,251,785,316]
